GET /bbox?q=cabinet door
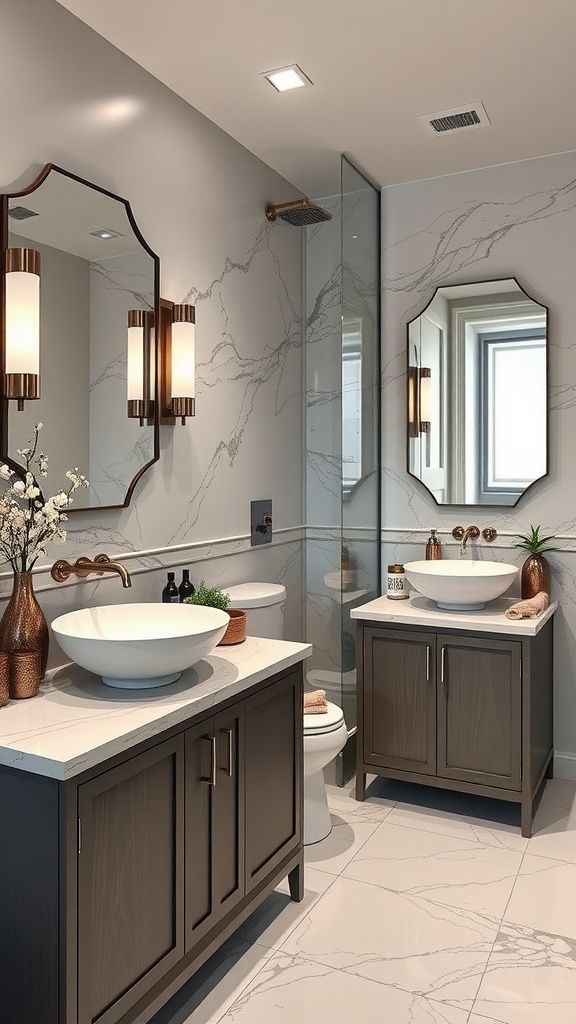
[184,705,244,950]
[437,635,521,790]
[77,736,185,1024]
[244,668,303,893]
[363,627,436,774]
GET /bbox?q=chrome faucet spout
[51,553,131,588]
[451,525,480,557]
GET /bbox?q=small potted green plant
[513,525,557,599]
[185,581,246,644]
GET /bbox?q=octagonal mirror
[0,163,159,510]
[407,278,548,506]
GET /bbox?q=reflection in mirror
[1,164,159,510]
[407,279,548,506]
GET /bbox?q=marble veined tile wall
[0,0,304,649]
[381,151,576,775]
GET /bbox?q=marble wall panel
[0,0,304,659]
[382,151,576,774]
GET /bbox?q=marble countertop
[0,637,312,781]
[350,595,558,636]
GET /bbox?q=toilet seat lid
[224,583,286,608]
[303,700,345,735]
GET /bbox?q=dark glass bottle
[179,569,195,603]
[161,572,179,603]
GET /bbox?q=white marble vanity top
[0,637,312,781]
[350,594,558,636]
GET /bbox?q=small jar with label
[386,564,409,600]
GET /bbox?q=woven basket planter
[218,608,247,646]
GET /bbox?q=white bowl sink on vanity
[403,558,519,610]
[351,590,557,839]
[0,632,312,1024]
[51,602,231,688]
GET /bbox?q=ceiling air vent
[9,205,39,221]
[418,102,490,137]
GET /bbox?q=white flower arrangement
[0,423,89,573]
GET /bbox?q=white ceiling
[56,0,576,197]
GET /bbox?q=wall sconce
[407,364,432,436]
[4,247,41,410]
[126,309,154,425]
[158,298,196,425]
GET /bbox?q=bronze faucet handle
[451,526,465,541]
[482,527,497,542]
[467,526,480,541]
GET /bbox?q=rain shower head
[265,198,332,226]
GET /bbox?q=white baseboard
[553,752,576,780]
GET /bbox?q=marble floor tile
[501,854,576,938]
[229,866,336,950]
[341,820,523,916]
[280,873,497,1004]
[540,777,576,810]
[469,1015,509,1023]
[527,801,576,862]
[472,856,576,1023]
[304,818,380,874]
[218,951,471,1024]
[149,938,275,1024]
[324,780,397,823]
[385,792,528,853]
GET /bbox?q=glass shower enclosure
[305,156,381,784]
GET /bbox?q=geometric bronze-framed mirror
[407,277,548,507]
[0,164,159,510]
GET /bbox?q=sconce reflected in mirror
[158,298,196,425]
[408,364,432,436]
[4,247,41,410]
[126,309,154,426]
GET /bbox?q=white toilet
[225,581,348,846]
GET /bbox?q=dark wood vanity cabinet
[356,621,553,837]
[0,665,303,1024]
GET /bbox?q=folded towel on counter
[505,591,550,620]
[304,688,328,714]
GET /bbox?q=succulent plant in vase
[513,525,557,599]
[184,581,246,644]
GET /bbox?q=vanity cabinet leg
[521,797,533,839]
[355,771,366,801]
[288,858,304,902]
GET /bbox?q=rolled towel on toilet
[304,688,328,714]
[505,591,549,620]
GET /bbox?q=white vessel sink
[51,603,230,688]
[404,560,518,611]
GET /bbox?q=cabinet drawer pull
[223,727,234,777]
[441,646,446,684]
[426,645,430,681]
[202,735,217,785]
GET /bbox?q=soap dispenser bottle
[178,569,195,603]
[425,529,442,560]
[161,572,179,603]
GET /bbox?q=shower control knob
[263,514,272,527]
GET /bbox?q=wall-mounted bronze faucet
[451,525,480,556]
[51,553,131,588]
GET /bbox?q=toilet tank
[225,583,286,639]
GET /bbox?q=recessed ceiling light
[88,227,124,240]
[263,64,313,92]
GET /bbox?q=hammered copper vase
[0,571,49,680]
[521,554,551,600]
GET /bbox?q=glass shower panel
[304,156,380,786]
[340,156,381,782]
